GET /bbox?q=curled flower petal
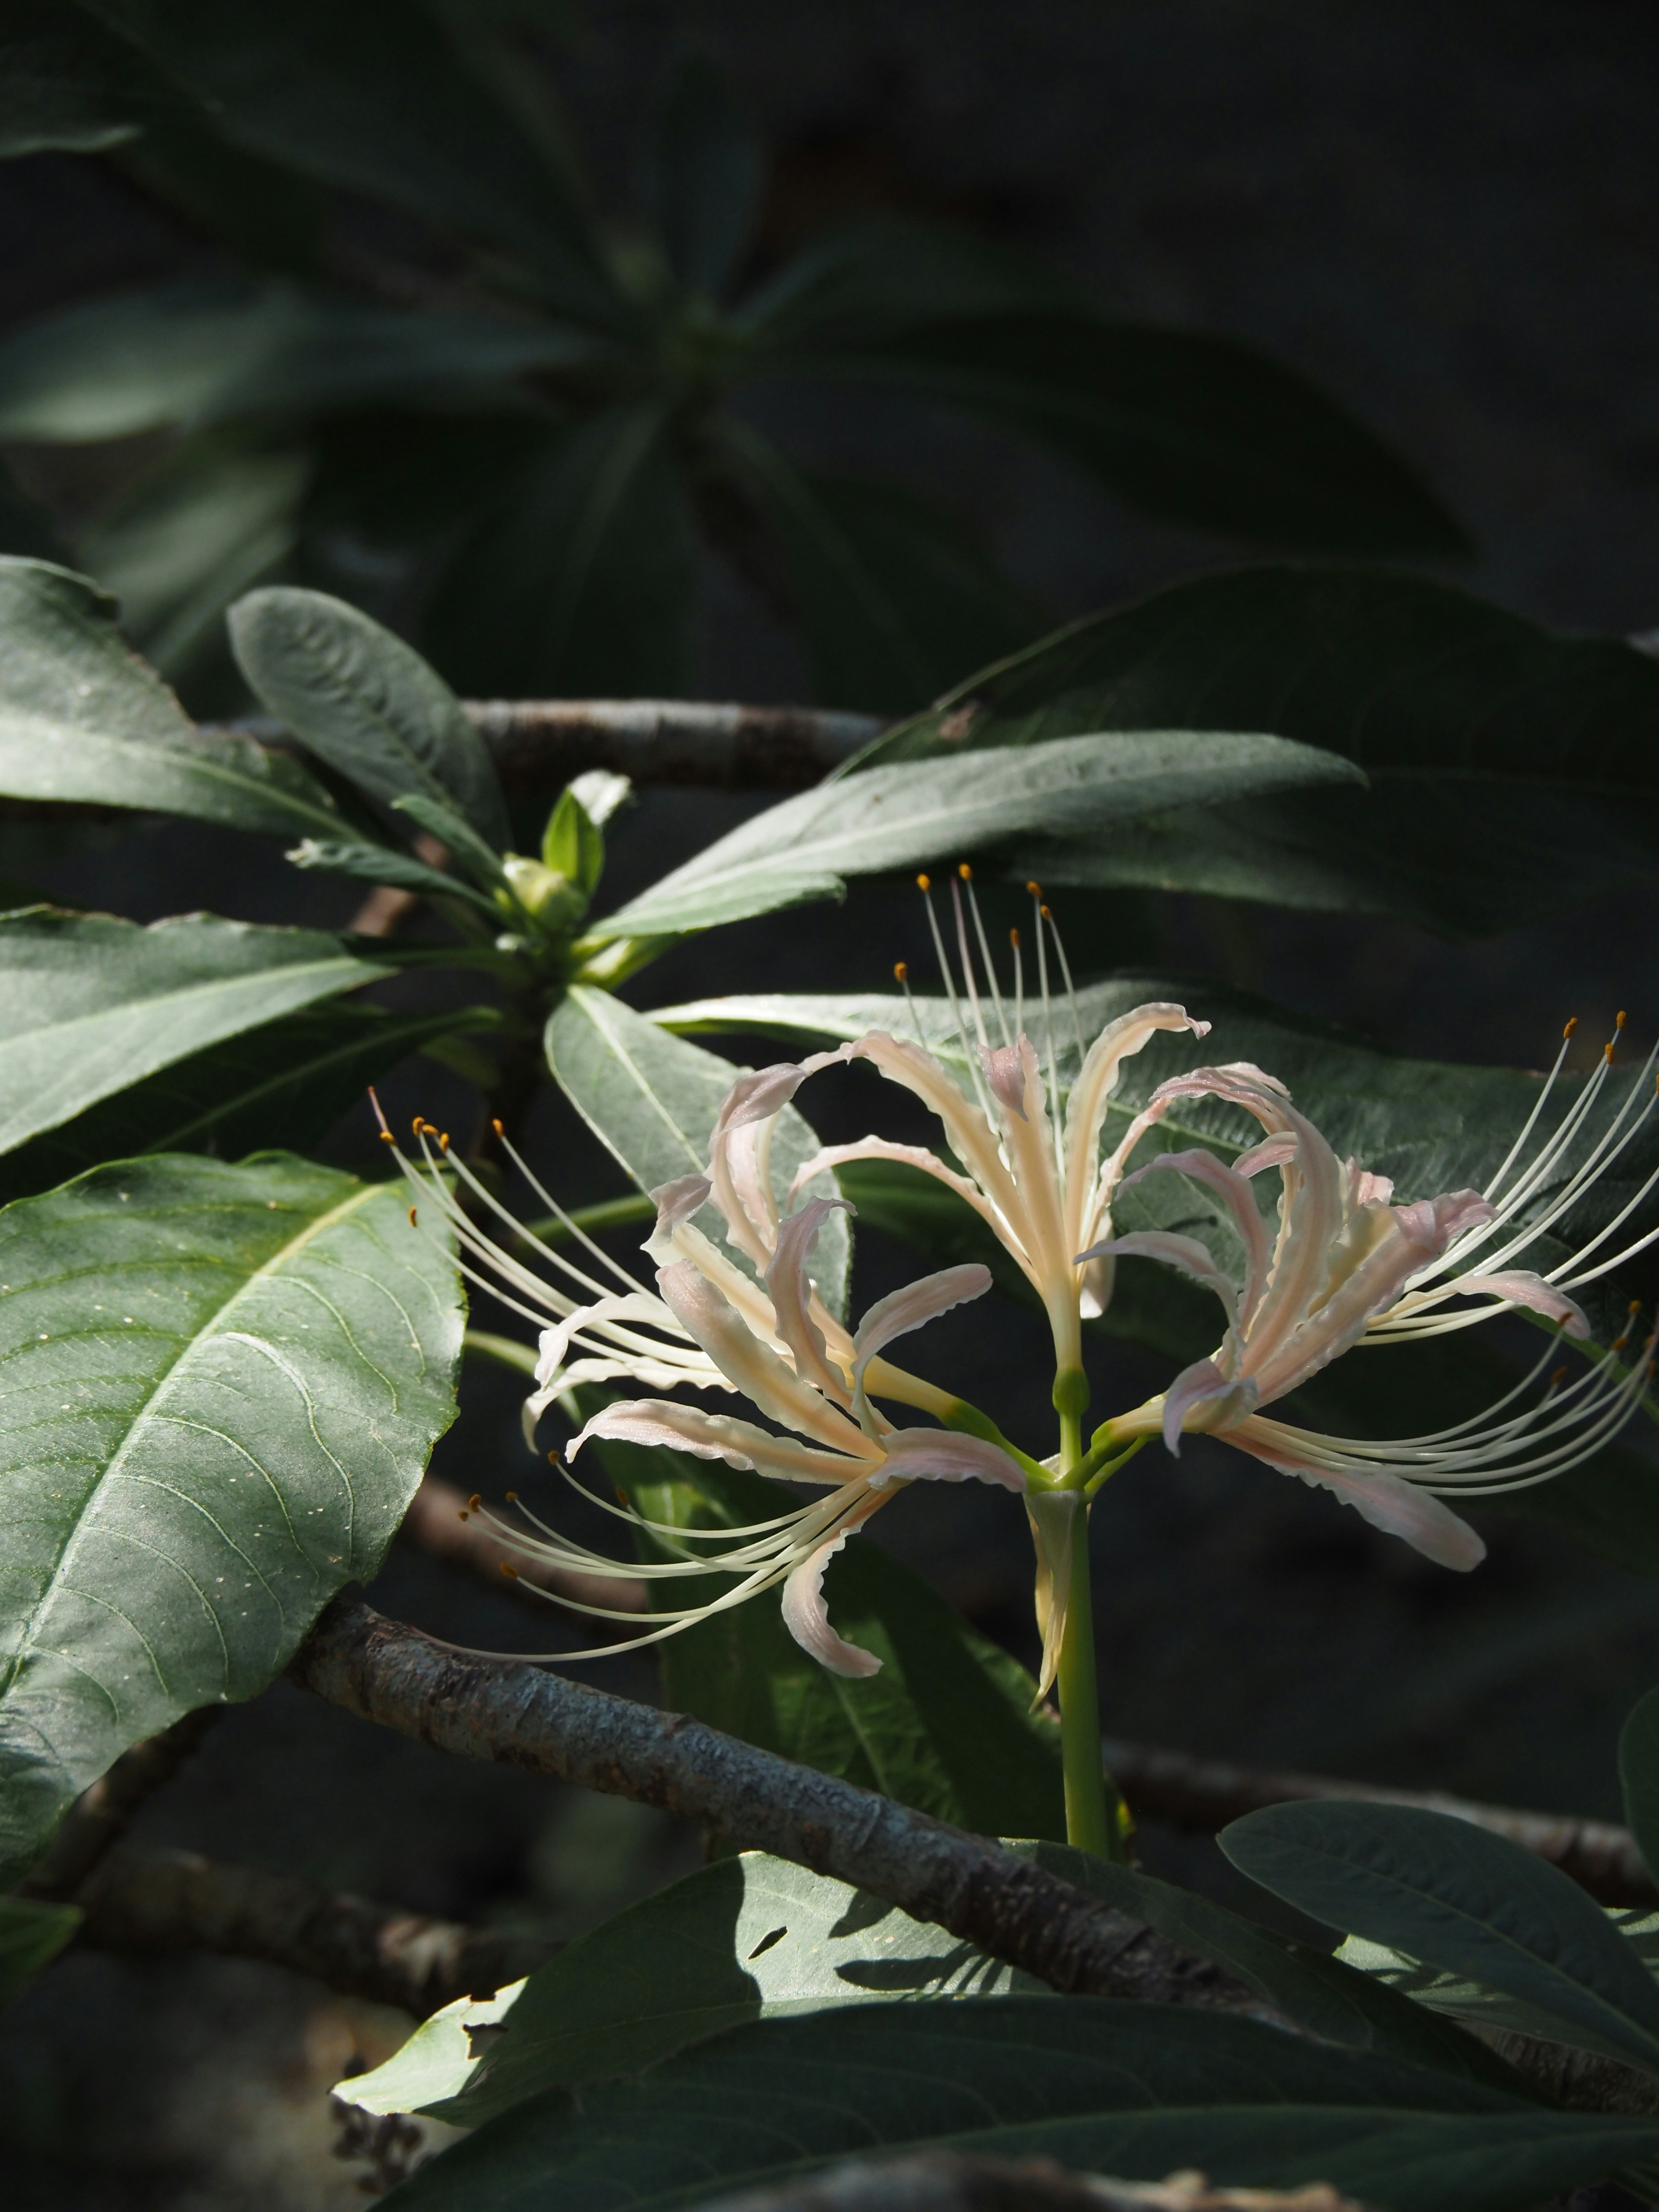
[852,1263,992,1389]
[766,1196,855,1399]
[1160,1357,1259,1453]
[658,1261,879,1457]
[871,1426,1026,1490]
[1444,1271,1591,1336]
[569,1399,877,1484]
[1081,1231,1241,1335]
[980,1042,1030,1121]
[781,1527,883,1677]
[1228,1417,1487,1570]
[647,1175,711,1256]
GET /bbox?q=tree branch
[696,2153,1365,2212]
[18,1707,221,1902]
[466,700,881,794]
[1103,1738,1657,1907]
[288,1597,1257,2014]
[73,1843,557,2017]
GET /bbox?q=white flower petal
[780,1528,883,1678]
[1081,1230,1241,1336]
[766,1196,855,1399]
[568,1399,870,1484]
[1440,1271,1591,1337]
[1159,1357,1259,1452]
[1227,1417,1487,1570]
[657,1260,878,1458]
[873,1427,1025,1490]
[852,1262,992,1374]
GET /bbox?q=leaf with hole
[371,1996,1659,2212]
[0,1150,462,1885]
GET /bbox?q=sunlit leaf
[0,1151,461,1885]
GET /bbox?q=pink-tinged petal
[1116,1147,1273,1324]
[647,1175,711,1255]
[874,1425,1025,1490]
[656,1260,878,1458]
[568,1398,868,1484]
[1235,1134,1297,1179]
[534,1293,678,1385]
[705,1055,854,1269]
[1159,1357,1260,1453]
[1348,1163,1395,1207]
[789,1136,1034,1278]
[1433,1271,1591,1338]
[1081,1230,1241,1336]
[980,1042,1030,1121]
[842,1031,1024,1228]
[853,1263,992,1370]
[766,1196,855,1398]
[1062,1003,1210,1254]
[1226,1417,1486,1570]
[781,1528,882,1677]
[1025,1488,1081,1700]
[710,1062,811,1141]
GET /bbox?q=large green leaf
[847,564,1659,934]
[79,0,612,301]
[545,988,849,1318]
[0,280,595,442]
[0,0,177,156]
[0,558,342,837]
[0,1001,490,1203]
[0,1151,461,1885]
[0,908,390,1155]
[420,406,698,699]
[795,318,1468,559]
[351,1852,1036,2127]
[375,1997,1659,2212]
[591,730,1362,940]
[726,427,1040,713]
[229,587,512,850]
[0,1893,79,2005]
[1010,1839,1522,2091]
[1221,1802,1659,2076]
[578,1434,1065,1843]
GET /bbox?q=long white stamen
[920,874,998,1124]
[962,869,1013,1052]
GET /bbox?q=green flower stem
[462,1328,539,1376]
[1055,1499,1120,1859]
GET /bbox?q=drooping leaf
[0,280,599,442]
[544,988,849,1318]
[848,564,1659,934]
[0,1151,462,1885]
[420,406,698,699]
[1007,1840,1524,2090]
[1620,1684,1659,1887]
[575,1433,1065,1843]
[287,838,499,916]
[590,729,1362,940]
[797,316,1469,559]
[726,428,1040,712]
[0,557,342,837]
[1220,1801,1659,2075]
[0,1001,493,1202]
[79,0,613,302]
[0,0,178,156]
[230,587,512,851]
[0,1892,79,2005]
[0,908,390,1156]
[372,1997,1659,2212]
[642,50,762,301]
[350,1852,1036,2126]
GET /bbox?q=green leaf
[111,108,327,276]
[420,407,698,699]
[342,1980,526,2119]
[592,729,1362,940]
[642,50,762,301]
[1620,1685,1659,1886]
[0,1892,79,2005]
[79,0,612,301]
[540,785,605,899]
[0,557,343,837]
[1221,1802,1659,2075]
[0,280,599,442]
[0,0,177,156]
[230,587,512,852]
[545,988,850,1320]
[0,455,72,563]
[576,1430,1065,1842]
[799,317,1468,559]
[1007,1840,1524,2091]
[394,1852,1037,2127]
[850,564,1659,934]
[0,907,391,1155]
[727,429,1040,713]
[287,838,499,916]
[0,1151,461,1884]
[367,1997,1659,2212]
[0,1001,493,1203]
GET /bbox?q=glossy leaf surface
[0,1152,461,1885]
[378,1997,1658,2212]
[0,908,390,1155]
[593,730,1361,939]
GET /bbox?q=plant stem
[1055,1496,1120,1859]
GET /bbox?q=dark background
[7,4,1659,2202]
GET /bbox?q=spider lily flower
[376,1084,1025,1678]
[783,871,1210,1393]
[1081,1052,1659,1570]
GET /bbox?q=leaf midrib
[0,710,342,837]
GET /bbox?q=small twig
[73,1843,556,2016]
[288,1598,1256,2014]
[696,2154,1366,2212]
[1103,1738,1657,1907]
[402,1473,647,1622]
[18,1708,221,1903]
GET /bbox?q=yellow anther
[408,1205,418,1227]
[1564,1017,1578,1039]
[456,1509,469,1521]
[438,1131,451,1153]
[412,1116,427,1135]
[547,1450,561,1465]
[893,960,908,982]
[958,861,973,880]
[1613,1335,1630,1353]
[1040,904,1053,922]
[1606,1042,1617,1064]
[492,1118,505,1138]
[1551,1366,1568,1386]
[468,1494,482,1512]
[1010,927,1021,949]
[1618,1010,1629,1027]
[379,1129,397,1144]
[916,873,931,893]
[1026,880,1042,897]
[499,1560,519,1580]
[615,1487,630,1508]
[506,1489,520,1503]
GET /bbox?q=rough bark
[465,698,880,793]
[18,1708,221,1902]
[695,2154,1365,2212]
